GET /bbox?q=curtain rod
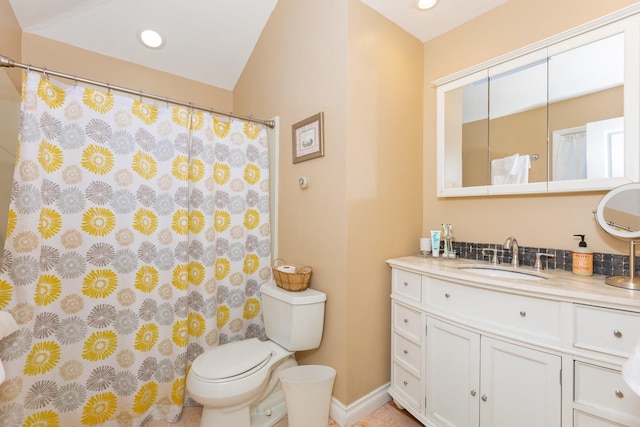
[0,55,275,129]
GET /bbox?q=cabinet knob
[615,389,624,398]
[445,293,450,298]
[403,380,408,386]
[403,349,409,355]
[404,281,409,287]
[519,311,526,317]
[613,330,623,338]
[481,394,488,402]
[403,318,409,324]
[470,390,477,397]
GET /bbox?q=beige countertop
[387,255,640,311]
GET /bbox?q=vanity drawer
[574,362,640,421]
[393,332,421,375]
[425,277,561,344]
[574,304,640,358]
[574,411,626,427]
[393,302,422,342]
[392,362,422,410]
[393,269,422,302]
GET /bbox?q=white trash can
[279,365,336,427]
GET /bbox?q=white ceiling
[8,0,507,91]
[361,0,508,43]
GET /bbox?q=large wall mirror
[435,7,640,197]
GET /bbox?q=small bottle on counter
[431,230,441,257]
[572,234,593,276]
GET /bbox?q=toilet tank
[260,282,326,351]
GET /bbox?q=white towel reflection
[491,153,531,185]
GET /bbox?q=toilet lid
[192,338,273,380]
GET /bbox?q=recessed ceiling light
[417,0,438,10]
[138,28,165,49]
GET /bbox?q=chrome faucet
[503,237,519,268]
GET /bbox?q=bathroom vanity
[387,256,640,427]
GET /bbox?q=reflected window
[549,33,624,182]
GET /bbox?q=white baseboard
[329,383,391,427]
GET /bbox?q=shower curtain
[0,72,271,426]
[552,131,587,181]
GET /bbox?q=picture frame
[292,112,324,163]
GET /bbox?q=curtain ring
[106,83,111,94]
[73,75,78,87]
[139,90,143,102]
[42,67,48,80]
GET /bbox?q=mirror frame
[594,182,640,290]
[434,5,640,198]
[594,182,640,240]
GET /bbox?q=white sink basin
[457,265,550,280]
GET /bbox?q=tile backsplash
[451,241,632,277]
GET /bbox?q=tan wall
[345,0,423,403]
[0,0,21,251]
[235,0,423,404]
[0,0,22,90]
[235,0,351,402]
[549,86,623,133]
[490,107,548,183]
[20,34,233,109]
[424,0,639,254]
[462,119,489,186]
[0,71,19,252]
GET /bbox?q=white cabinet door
[480,336,562,427]
[426,317,480,427]
[426,318,561,427]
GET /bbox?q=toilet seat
[190,338,273,382]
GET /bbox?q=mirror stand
[605,240,640,290]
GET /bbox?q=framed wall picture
[292,112,324,163]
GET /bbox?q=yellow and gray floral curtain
[0,71,271,426]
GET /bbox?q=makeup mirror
[594,182,640,289]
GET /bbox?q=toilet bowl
[186,338,296,426]
[186,282,327,427]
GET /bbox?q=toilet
[186,281,327,427]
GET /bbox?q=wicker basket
[272,258,312,291]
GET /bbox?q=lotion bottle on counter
[431,230,441,257]
[572,234,593,276]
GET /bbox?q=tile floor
[145,401,423,427]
